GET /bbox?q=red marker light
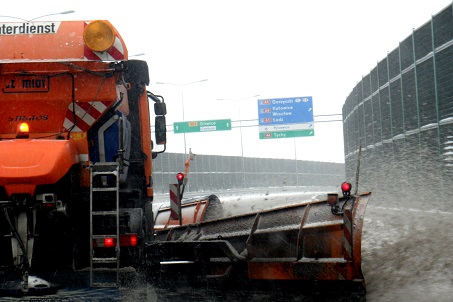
[341,182,352,193]
[176,172,185,186]
[176,173,184,182]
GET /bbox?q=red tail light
[41,203,55,209]
[104,237,116,248]
[129,234,138,246]
[120,234,138,247]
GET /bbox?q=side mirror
[155,116,167,145]
[154,102,167,116]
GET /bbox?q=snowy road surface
[1,187,452,301]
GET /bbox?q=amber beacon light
[83,20,116,52]
[16,122,30,138]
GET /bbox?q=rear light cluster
[36,193,57,209]
[93,234,138,248]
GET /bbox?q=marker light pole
[156,79,208,155]
[216,94,260,188]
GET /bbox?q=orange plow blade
[146,192,371,292]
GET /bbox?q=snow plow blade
[146,192,371,292]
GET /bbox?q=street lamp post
[216,94,260,188]
[129,53,145,58]
[156,79,208,155]
[0,10,75,22]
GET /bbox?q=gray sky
[2,0,452,163]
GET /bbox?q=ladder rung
[92,211,118,216]
[92,257,118,264]
[92,187,118,192]
[92,234,118,239]
[91,164,119,173]
[91,283,118,288]
[92,171,118,177]
[92,162,119,166]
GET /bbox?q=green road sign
[259,129,314,139]
[174,119,231,133]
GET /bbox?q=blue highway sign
[258,96,313,126]
[257,96,314,139]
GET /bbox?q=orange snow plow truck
[0,20,166,293]
[0,19,371,296]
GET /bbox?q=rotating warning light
[176,172,184,186]
[19,123,29,133]
[83,20,116,52]
[341,181,352,197]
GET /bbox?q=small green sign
[174,119,231,133]
[259,129,314,139]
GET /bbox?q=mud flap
[12,212,34,267]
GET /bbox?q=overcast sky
[2,1,452,163]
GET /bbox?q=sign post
[169,184,180,221]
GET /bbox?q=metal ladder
[89,162,120,288]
